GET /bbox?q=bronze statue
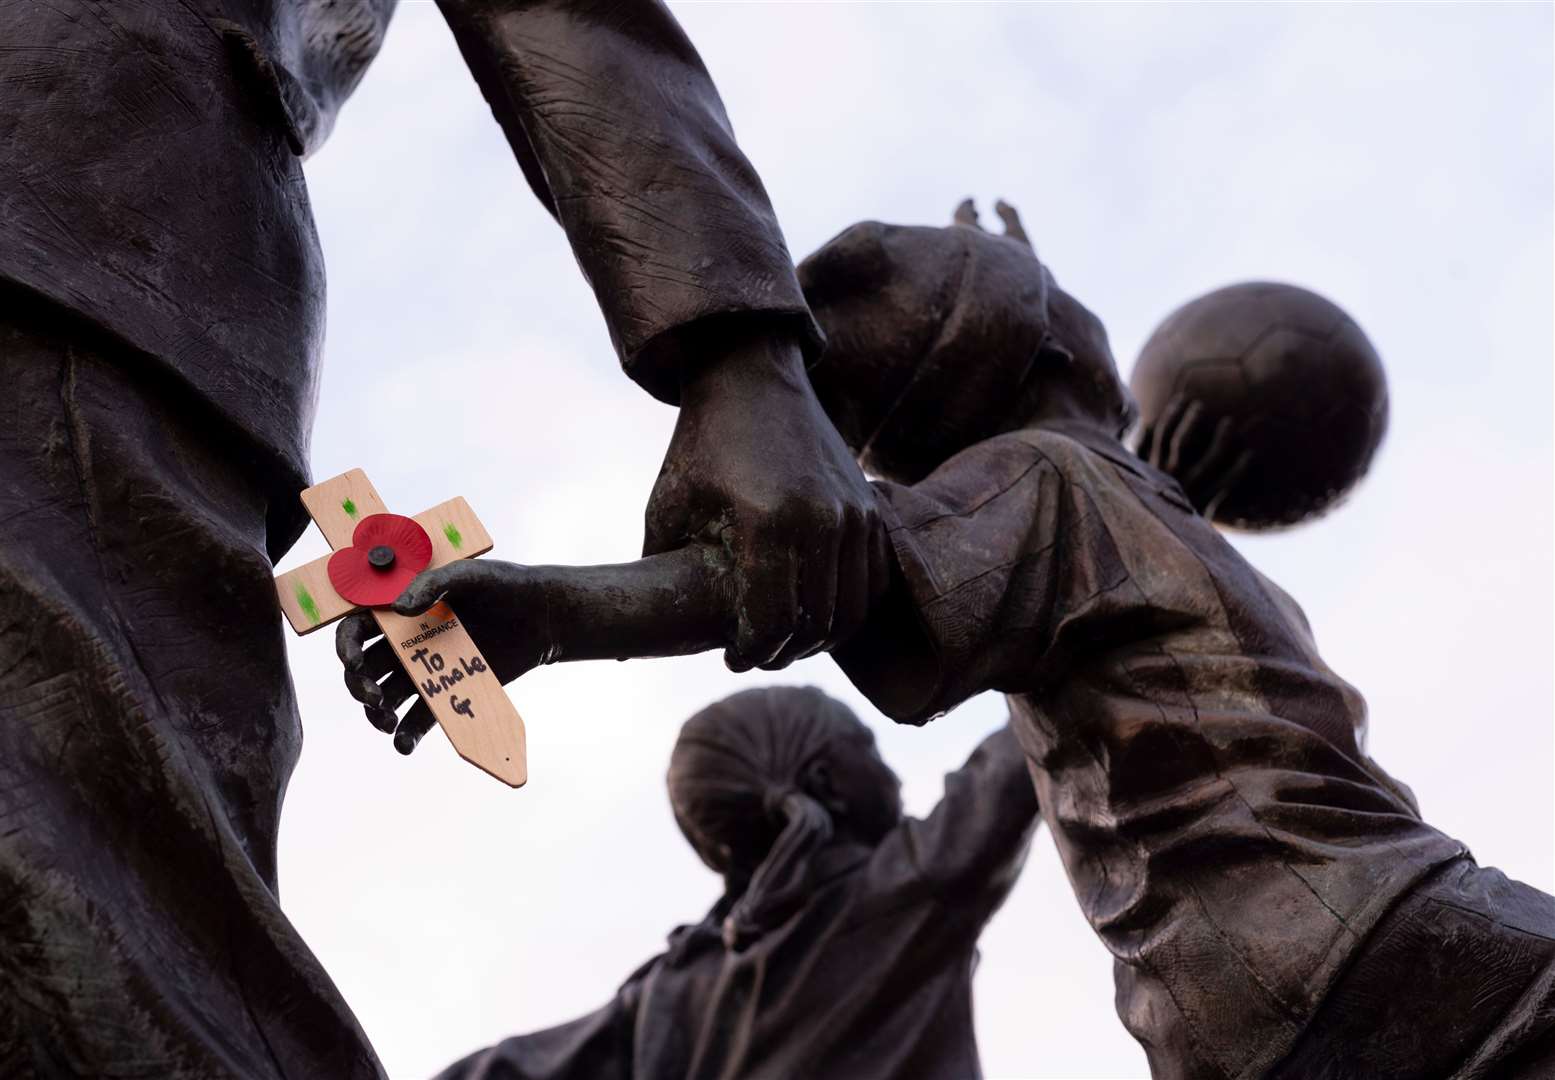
[346,205,1555,1078]
[435,687,1038,1080]
[0,3,881,1075]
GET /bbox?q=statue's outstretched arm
[336,545,737,752]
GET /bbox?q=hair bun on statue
[668,687,861,952]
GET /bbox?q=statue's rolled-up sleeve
[437,0,822,402]
[831,434,1071,726]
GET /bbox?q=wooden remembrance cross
[274,469,526,787]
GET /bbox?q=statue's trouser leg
[1271,857,1555,1079]
[0,305,383,1078]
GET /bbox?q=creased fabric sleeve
[833,433,1079,725]
[436,0,823,402]
[880,725,1040,903]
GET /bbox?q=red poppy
[327,513,434,607]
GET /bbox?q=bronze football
[1130,281,1388,529]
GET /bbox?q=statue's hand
[644,334,890,672]
[1136,394,1252,520]
[335,561,544,754]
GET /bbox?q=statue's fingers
[342,665,395,732]
[823,509,873,653]
[1135,422,1158,464]
[378,667,418,712]
[393,702,438,756]
[392,563,470,616]
[994,199,1030,247]
[357,638,398,681]
[342,636,396,711]
[341,634,391,717]
[1164,399,1207,476]
[353,645,405,733]
[770,513,843,667]
[362,700,398,734]
[1146,394,1189,470]
[336,611,382,674]
[727,541,799,673]
[364,668,418,736]
[1179,415,1236,506]
[1202,450,1255,522]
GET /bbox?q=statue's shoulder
[1007,424,1128,480]
[1007,425,1210,523]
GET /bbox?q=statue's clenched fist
[643,332,890,672]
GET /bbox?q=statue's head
[798,203,1136,484]
[667,686,902,949]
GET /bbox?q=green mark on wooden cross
[295,584,322,626]
[443,522,463,549]
[341,497,358,519]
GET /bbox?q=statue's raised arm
[435,0,885,672]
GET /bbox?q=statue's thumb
[392,574,443,616]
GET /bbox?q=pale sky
[275,4,1554,1078]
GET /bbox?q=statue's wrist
[679,330,809,413]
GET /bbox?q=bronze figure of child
[437,686,1037,1080]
